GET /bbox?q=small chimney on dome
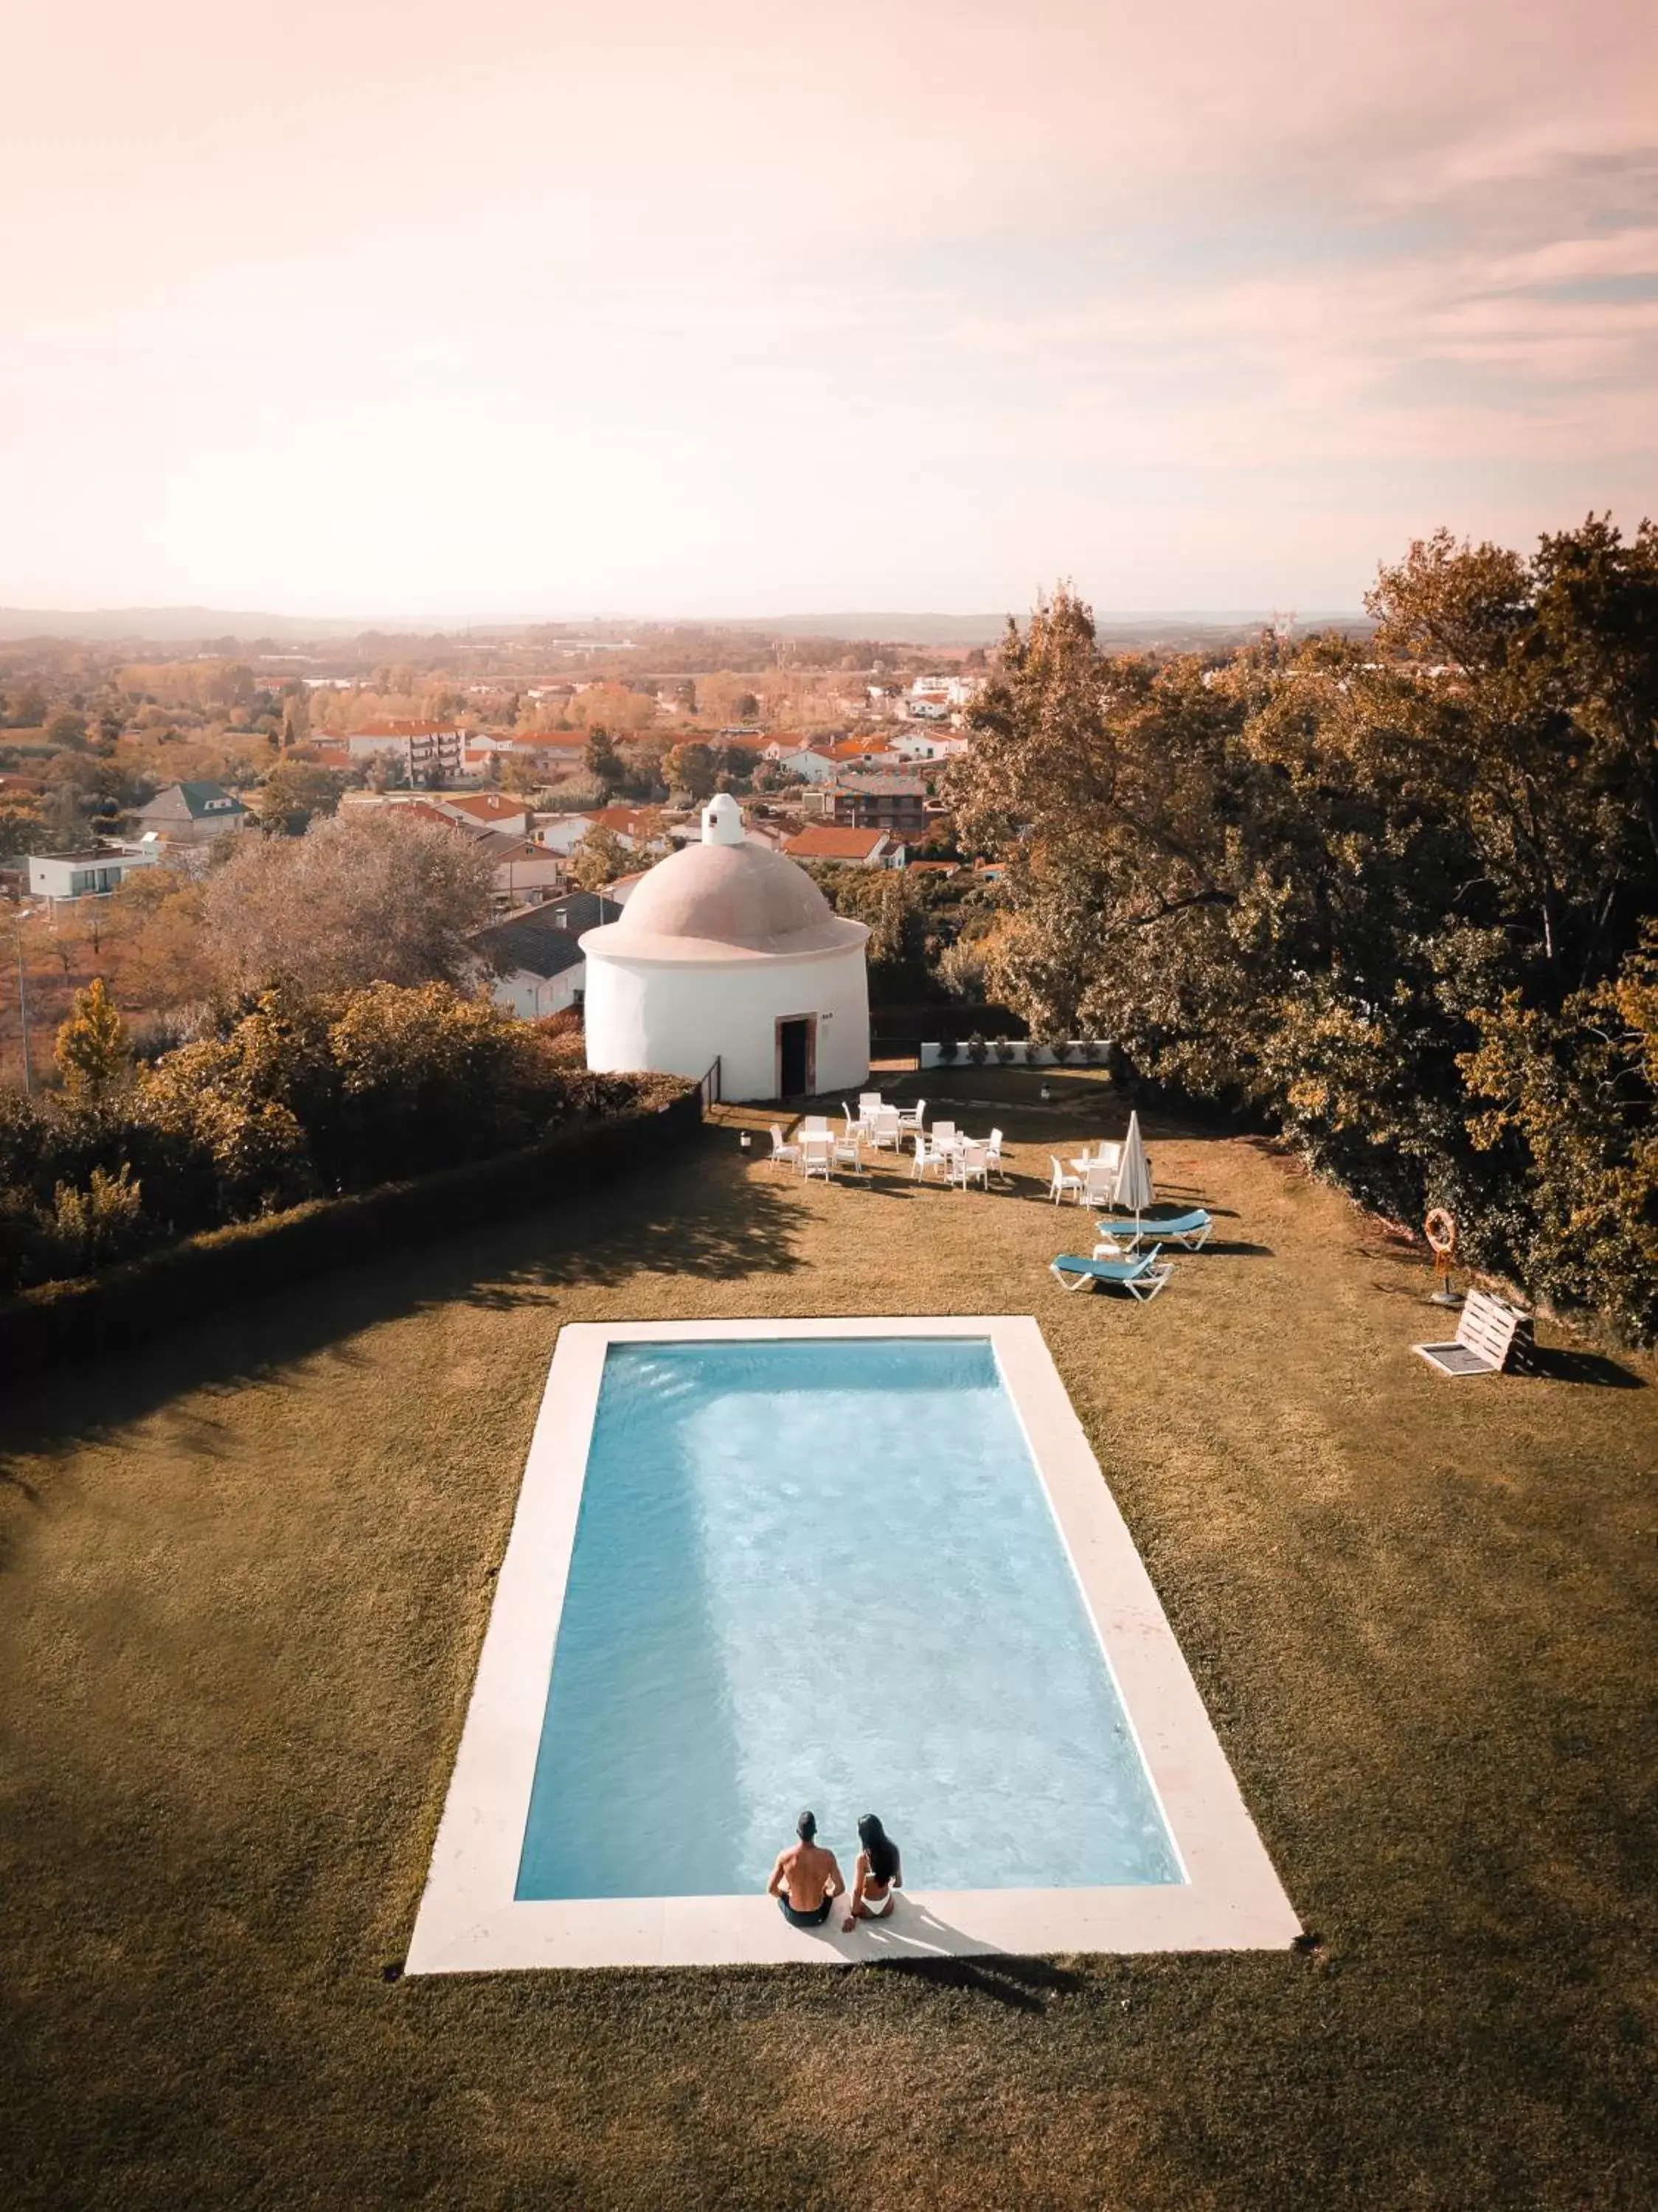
[701,793,744,847]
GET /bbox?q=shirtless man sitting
[766,1809,845,1928]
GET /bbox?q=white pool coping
[406,1318,1300,1972]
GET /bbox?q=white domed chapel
[580,793,872,1101]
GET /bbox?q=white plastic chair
[984,1127,1007,1182]
[1083,1160,1118,1208]
[799,1134,833,1182]
[831,1128,864,1175]
[801,1114,830,1136]
[932,1120,957,1150]
[951,1141,991,1190]
[858,1093,884,1119]
[912,1133,949,1180]
[871,1106,903,1151]
[897,1097,926,1133]
[769,1124,801,1171]
[1050,1155,1083,1204]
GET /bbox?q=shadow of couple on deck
[796,1896,1083,2011]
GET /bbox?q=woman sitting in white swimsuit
[842,1813,902,1930]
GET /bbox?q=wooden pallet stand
[1413,1289,1534,1377]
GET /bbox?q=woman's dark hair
[858,1813,898,1885]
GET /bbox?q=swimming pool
[517,1336,1181,1899]
[409,1318,1298,1969]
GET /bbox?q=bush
[965,1031,988,1066]
[0,980,686,1296]
[49,1164,147,1273]
[992,1034,1016,1065]
[0,1089,701,1371]
[935,1036,959,1063]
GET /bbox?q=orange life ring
[1424,1208,1457,1256]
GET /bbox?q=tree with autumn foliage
[54,978,131,1102]
[947,518,1658,1334]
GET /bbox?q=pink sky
[4,0,1656,617]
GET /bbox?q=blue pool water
[516,1338,1182,1899]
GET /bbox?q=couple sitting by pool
[768,1809,901,1933]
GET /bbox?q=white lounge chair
[1050,1155,1083,1205]
[769,1123,801,1170]
[1413,1290,1533,1376]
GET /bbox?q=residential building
[462,731,586,779]
[827,772,929,839]
[27,844,160,903]
[909,673,979,709]
[132,781,249,844]
[890,728,968,762]
[343,720,466,782]
[533,812,603,856]
[583,805,668,850]
[766,744,837,785]
[430,793,531,836]
[472,891,622,1019]
[470,830,569,908]
[782,824,905,869]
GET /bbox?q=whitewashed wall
[584,944,870,1100]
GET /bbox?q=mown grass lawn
[3,1071,1654,2210]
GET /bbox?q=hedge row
[0,1086,701,1374]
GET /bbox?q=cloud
[1,0,1655,611]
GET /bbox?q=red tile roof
[783,825,891,861]
[440,793,528,824]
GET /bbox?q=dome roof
[580,828,870,966]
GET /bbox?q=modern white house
[27,844,160,903]
[581,793,870,1101]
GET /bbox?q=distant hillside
[0,607,374,644]
[740,610,1374,649]
[0,604,1373,651]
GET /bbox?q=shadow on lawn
[0,1133,809,1519]
[1529,1344,1646,1389]
[869,1952,1083,2015]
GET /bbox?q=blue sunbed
[1050,1248,1172,1300]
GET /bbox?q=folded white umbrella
[1112,1110,1155,1212]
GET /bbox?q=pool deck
[406,1317,1301,1972]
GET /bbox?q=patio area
[1,1068,1652,2210]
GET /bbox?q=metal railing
[697,1057,723,1111]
